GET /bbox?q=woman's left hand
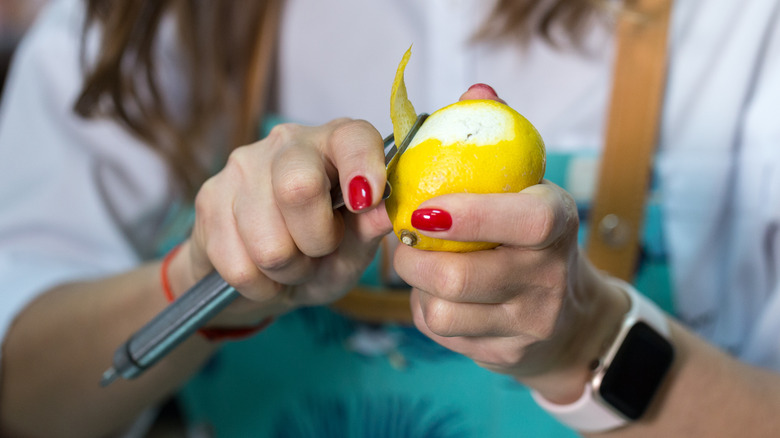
[397,180,627,402]
[394,84,630,403]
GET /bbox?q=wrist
[162,241,200,302]
[159,243,284,340]
[531,277,675,433]
[520,262,631,403]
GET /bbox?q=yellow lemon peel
[390,45,417,147]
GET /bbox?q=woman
[1,0,780,437]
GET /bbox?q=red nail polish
[411,208,452,231]
[348,176,372,210]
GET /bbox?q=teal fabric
[179,309,575,437]
[172,122,673,436]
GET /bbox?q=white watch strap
[532,381,628,433]
[531,279,670,433]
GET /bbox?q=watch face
[598,321,675,420]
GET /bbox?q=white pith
[407,102,514,150]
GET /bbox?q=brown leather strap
[585,0,673,281]
[331,286,415,324]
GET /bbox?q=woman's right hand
[167,118,394,326]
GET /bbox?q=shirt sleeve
[0,0,175,366]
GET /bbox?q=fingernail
[348,176,372,210]
[411,208,452,231]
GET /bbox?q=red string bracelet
[160,245,274,342]
[198,318,275,341]
[160,244,182,303]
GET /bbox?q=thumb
[350,201,393,244]
[459,83,507,104]
[326,119,389,213]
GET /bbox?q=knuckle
[494,346,526,366]
[529,311,559,341]
[423,298,457,337]
[194,176,218,219]
[220,263,260,291]
[531,276,568,340]
[328,119,377,155]
[527,188,581,248]
[266,122,302,144]
[546,264,571,303]
[326,117,355,129]
[274,167,328,208]
[328,118,365,138]
[527,201,557,246]
[251,242,297,272]
[560,191,580,228]
[301,231,342,258]
[213,147,256,195]
[202,242,259,291]
[434,262,468,301]
[224,145,253,177]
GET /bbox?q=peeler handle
[101,272,238,385]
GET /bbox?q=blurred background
[0,0,48,98]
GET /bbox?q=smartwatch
[531,278,675,433]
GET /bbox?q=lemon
[386,50,546,252]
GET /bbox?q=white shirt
[1,0,780,377]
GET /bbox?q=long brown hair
[74,0,603,199]
[75,0,280,198]
[477,0,613,46]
